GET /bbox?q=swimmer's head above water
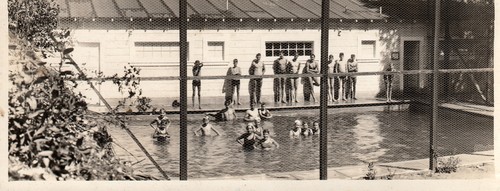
[246,123,255,133]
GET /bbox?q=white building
[56,0,432,104]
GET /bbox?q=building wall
[66,23,428,103]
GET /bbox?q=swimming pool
[107,105,493,179]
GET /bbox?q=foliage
[8,0,59,49]
[8,0,153,180]
[136,97,153,113]
[435,156,461,173]
[364,162,377,180]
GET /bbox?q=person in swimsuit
[302,54,319,102]
[273,51,288,103]
[286,54,302,103]
[311,121,320,135]
[192,60,203,109]
[327,54,336,102]
[289,120,302,138]
[258,103,272,119]
[244,103,260,122]
[301,122,312,136]
[236,123,262,151]
[193,116,221,136]
[253,118,263,136]
[249,53,265,105]
[228,59,242,105]
[206,100,236,122]
[150,109,171,137]
[384,62,395,102]
[336,53,348,101]
[255,129,279,150]
[347,54,358,100]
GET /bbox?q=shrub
[435,156,461,173]
[364,162,377,180]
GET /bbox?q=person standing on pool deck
[236,123,262,151]
[273,51,288,103]
[150,109,171,136]
[193,116,221,136]
[249,53,266,105]
[332,56,341,102]
[302,54,319,102]
[384,62,395,102]
[286,53,302,103]
[229,59,242,105]
[327,54,336,102]
[192,60,203,109]
[255,129,279,150]
[336,53,348,101]
[347,54,358,100]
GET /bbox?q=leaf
[33,125,46,138]
[28,110,44,119]
[38,151,53,157]
[27,97,37,110]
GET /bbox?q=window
[135,42,189,61]
[360,40,376,58]
[206,41,224,60]
[265,42,313,57]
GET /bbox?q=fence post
[179,0,188,180]
[319,0,330,180]
[430,0,441,172]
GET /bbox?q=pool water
[108,106,493,178]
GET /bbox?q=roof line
[289,0,320,18]
[329,0,369,19]
[64,0,71,18]
[88,0,98,18]
[248,0,275,18]
[228,0,251,18]
[135,0,150,17]
[111,0,125,17]
[272,0,302,18]
[310,0,342,19]
[158,0,175,17]
[186,2,200,16]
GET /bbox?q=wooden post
[430,0,441,172]
[443,0,450,98]
[319,0,329,180]
[179,0,188,180]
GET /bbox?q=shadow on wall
[375,28,403,99]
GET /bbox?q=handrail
[77,68,494,81]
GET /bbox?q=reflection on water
[108,107,493,178]
[352,114,387,162]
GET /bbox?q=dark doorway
[403,41,420,94]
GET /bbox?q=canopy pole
[319,0,330,180]
[430,0,441,172]
[179,0,188,180]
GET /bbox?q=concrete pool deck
[192,150,494,180]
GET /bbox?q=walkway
[194,150,494,180]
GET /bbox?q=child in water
[193,116,221,136]
[289,120,302,138]
[301,122,313,136]
[311,121,320,135]
[236,123,262,150]
[150,109,171,137]
[256,129,279,150]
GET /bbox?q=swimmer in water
[289,120,302,138]
[256,129,279,150]
[311,121,320,135]
[150,109,171,137]
[236,123,262,150]
[302,122,312,136]
[244,103,260,122]
[258,103,272,119]
[193,116,221,136]
[253,118,263,136]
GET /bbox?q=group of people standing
[193,51,394,108]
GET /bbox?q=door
[72,43,101,105]
[403,41,420,94]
